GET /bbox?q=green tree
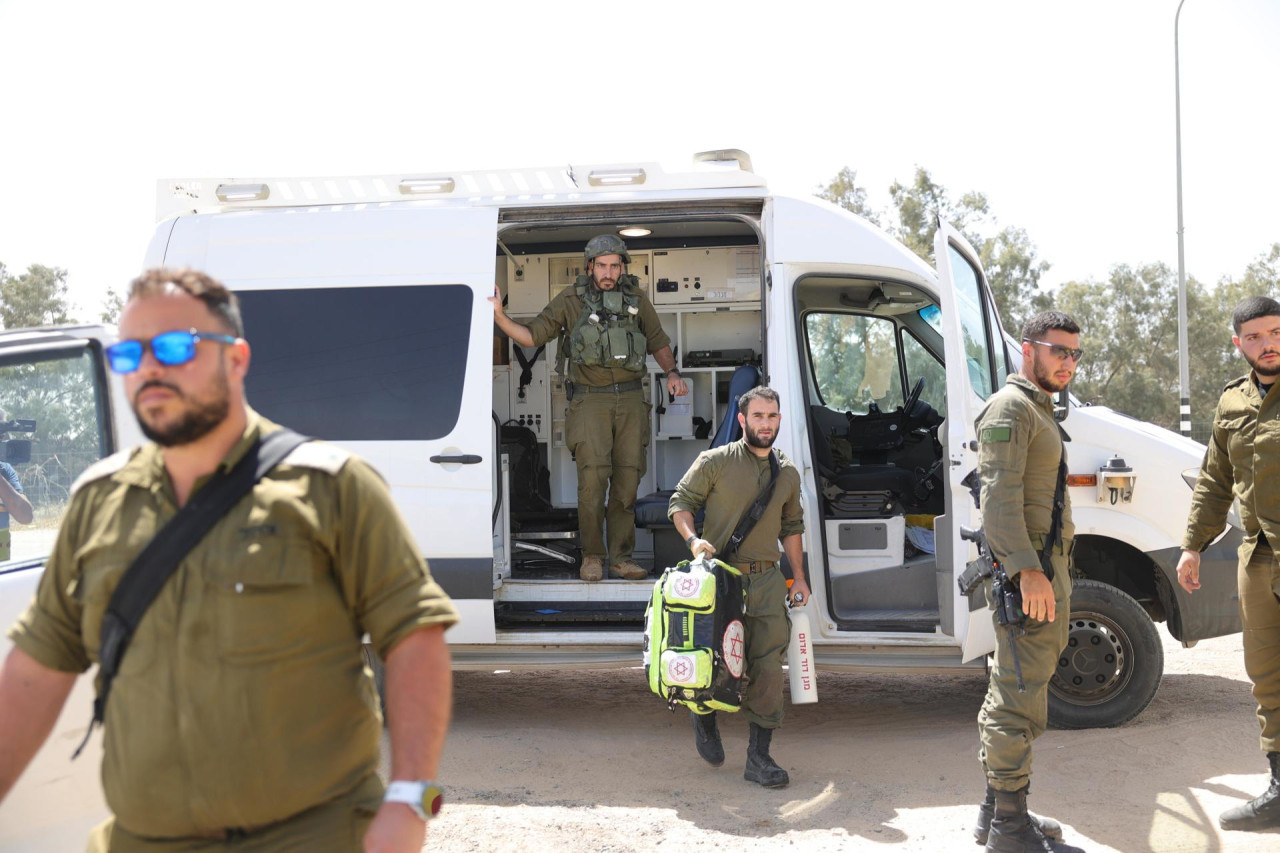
[816,167,880,225]
[99,285,125,324]
[0,264,76,329]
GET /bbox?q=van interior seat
[809,403,944,516]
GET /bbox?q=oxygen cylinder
[787,603,818,704]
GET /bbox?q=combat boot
[609,559,648,580]
[1220,751,1280,831]
[691,711,724,767]
[974,783,1062,845]
[743,722,789,788]
[579,556,603,582]
[986,786,1084,852]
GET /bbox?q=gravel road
[418,631,1280,852]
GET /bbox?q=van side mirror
[1054,389,1069,423]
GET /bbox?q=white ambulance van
[0,151,1243,845]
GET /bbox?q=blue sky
[1,0,1275,317]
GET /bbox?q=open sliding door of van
[932,221,997,661]
[162,205,501,643]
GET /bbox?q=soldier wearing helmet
[491,234,688,581]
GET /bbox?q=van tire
[1047,579,1162,729]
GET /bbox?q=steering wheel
[903,376,925,415]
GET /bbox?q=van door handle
[430,454,483,464]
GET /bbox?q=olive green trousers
[566,388,649,562]
[740,565,790,729]
[977,555,1071,792]
[1240,542,1280,753]
[85,775,382,852]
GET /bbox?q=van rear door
[157,205,500,641]
[933,221,997,661]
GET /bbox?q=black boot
[1220,751,1280,831]
[986,786,1084,852]
[743,723,789,788]
[974,784,1062,845]
[691,711,724,767]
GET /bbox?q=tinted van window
[239,285,473,441]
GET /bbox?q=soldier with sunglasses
[0,268,458,852]
[971,311,1086,853]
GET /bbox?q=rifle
[956,470,1028,692]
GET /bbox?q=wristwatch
[384,780,444,821]
[685,534,698,547]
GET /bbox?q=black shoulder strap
[73,428,309,758]
[512,344,545,399]
[724,451,782,558]
[1038,430,1070,580]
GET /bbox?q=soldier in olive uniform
[0,269,458,853]
[1178,296,1280,832]
[491,234,688,582]
[973,311,1085,853]
[668,386,810,788]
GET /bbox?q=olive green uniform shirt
[522,284,671,387]
[7,410,458,838]
[667,439,804,563]
[1183,373,1280,560]
[975,375,1074,578]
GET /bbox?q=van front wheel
[1047,579,1163,729]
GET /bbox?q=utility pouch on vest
[72,428,310,759]
[643,556,746,714]
[573,320,608,367]
[606,326,645,371]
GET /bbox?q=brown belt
[730,560,778,574]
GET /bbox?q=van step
[498,601,647,625]
[834,608,940,632]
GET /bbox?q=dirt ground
[413,631,1280,853]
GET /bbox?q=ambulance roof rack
[155,152,767,222]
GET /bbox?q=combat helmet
[584,234,631,265]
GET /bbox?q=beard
[1245,347,1280,378]
[1032,352,1072,393]
[743,422,777,449]
[591,270,617,290]
[134,367,231,447]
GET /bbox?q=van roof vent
[692,149,754,174]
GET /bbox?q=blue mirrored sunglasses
[105,329,238,374]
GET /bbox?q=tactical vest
[643,557,747,714]
[558,274,648,376]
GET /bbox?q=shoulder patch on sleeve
[70,448,137,496]
[981,426,1013,444]
[283,441,352,475]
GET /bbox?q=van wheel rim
[1050,610,1131,706]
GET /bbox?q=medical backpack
[643,556,747,714]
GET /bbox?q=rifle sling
[724,451,781,559]
[73,428,309,758]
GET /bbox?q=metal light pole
[1175,0,1191,437]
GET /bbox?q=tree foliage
[815,168,1279,433]
[0,264,76,329]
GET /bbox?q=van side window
[0,346,108,564]
[804,313,903,413]
[947,245,996,399]
[238,285,473,441]
[901,331,947,414]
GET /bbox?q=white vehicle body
[0,154,1239,847]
